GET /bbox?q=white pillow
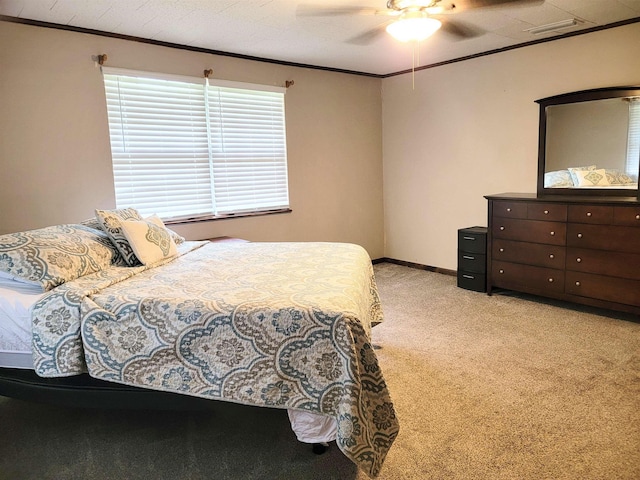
[120,215,178,265]
[573,168,610,187]
[567,165,597,185]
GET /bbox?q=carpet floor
[1,262,638,479]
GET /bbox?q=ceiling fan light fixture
[386,12,442,42]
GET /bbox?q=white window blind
[626,98,640,179]
[102,68,289,219]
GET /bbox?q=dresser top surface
[484,192,640,206]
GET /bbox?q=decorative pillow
[573,168,610,187]
[95,208,145,266]
[604,169,637,185]
[120,215,178,265]
[544,170,574,188]
[166,226,185,245]
[80,217,104,231]
[0,224,121,291]
[567,165,597,185]
[83,216,185,245]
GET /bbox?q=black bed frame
[0,367,330,453]
[0,367,226,410]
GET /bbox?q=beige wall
[382,23,640,270]
[0,21,384,258]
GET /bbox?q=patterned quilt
[31,241,398,477]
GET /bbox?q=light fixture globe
[386,11,442,42]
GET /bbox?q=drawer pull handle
[462,255,475,260]
[499,269,504,274]
[550,231,555,236]
[463,236,476,241]
[499,226,505,231]
[576,257,582,263]
[499,248,504,252]
[586,212,592,217]
[506,208,511,212]
[462,274,475,279]
[549,254,554,259]
[548,278,554,283]
[577,233,583,238]
[544,210,549,215]
[636,214,640,220]
[575,281,581,287]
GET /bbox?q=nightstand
[457,226,487,292]
[208,236,249,243]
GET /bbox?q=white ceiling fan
[297,0,544,44]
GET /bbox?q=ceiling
[1,0,639,76]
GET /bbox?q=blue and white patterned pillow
[567,165,597,185]
[95,208,145,266]
[544,169,574,188]
[82,216,185,245]
[120,215,178,265]
[0,224,121,291]
[604,169,637,185]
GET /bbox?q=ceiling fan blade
[439,19,485,39]
[296,4,383,17]
[346,23,391,45]
[437,0,543,13]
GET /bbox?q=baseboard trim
[373,257,457,276]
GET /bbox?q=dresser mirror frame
[536,86,640,199]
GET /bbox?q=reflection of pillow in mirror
[567,165,597,185]
[544,170,574,188]
[574,168,610,187]
[604,169,637,185]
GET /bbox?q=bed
[0,211,398,478]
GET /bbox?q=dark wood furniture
[485,193,640,315]
[457,226,487,292]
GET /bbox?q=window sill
[164,208,292,226]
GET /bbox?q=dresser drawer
[457,271,486,292]
[458,228,487,254]
[565,248,640,281]
[492,261,564,293]
[493,201,527,219]
[568,205,613,224]
[527,203,567,222]
[492,218,565,245]
[492,239,565,269]
[458,252,486,273]
[613,206,640,226]
[566,271,640,307]
[567,224,640,254]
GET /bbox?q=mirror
[536,86,640,197]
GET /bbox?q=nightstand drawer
[458,252,486,273]
[458,227,487,254]
[457,271,486,292]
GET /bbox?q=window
[102,68,289,220]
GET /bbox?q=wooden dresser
[485,193,640,315]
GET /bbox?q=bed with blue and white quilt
[0,209,399,478]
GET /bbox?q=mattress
[0,285,43,369]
